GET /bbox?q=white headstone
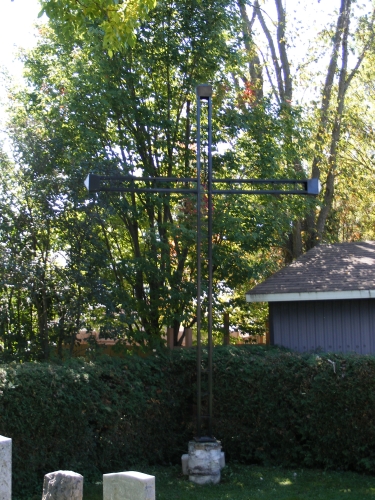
[103,471,155,500]
[42,470,83,500]
[0,435,11,500]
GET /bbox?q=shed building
[246,241,375,354]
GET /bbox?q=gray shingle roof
[246,241,375,302]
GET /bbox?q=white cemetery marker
[42,470,83,500]
[0,435,11,500]
[103,471,155,500]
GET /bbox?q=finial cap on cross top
[196,84,213,98]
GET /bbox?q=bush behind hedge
[1,347,375,498]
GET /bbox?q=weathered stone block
[188,440,222,485]
[220,451,225,468]
[0,435,11,500]
[103,471,155,500]
[183,450,225,475]
[181,454,189,475]
[42,470,83,500]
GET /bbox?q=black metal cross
[84,84,320,442]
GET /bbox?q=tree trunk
[252,0,374,257]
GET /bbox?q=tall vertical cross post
[84,84,320,441]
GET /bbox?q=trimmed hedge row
[213,347,375,471]
[1,346,375,497]
[0,352,195,498]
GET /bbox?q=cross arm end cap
[84,173,101,191]
[307,178,321,195]
[196,84,213,98]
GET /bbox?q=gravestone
[42,470,83,500]
[103,471,155,500]
[0,435,11,500]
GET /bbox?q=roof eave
[245,289,375,303]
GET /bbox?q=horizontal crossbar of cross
[84,173,320,196]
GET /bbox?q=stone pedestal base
[187,440,222,485]
[182,450,225,475]
[0,435,11,500]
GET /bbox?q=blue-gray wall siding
[269,299,375,354]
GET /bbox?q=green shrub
[2,347,375,498]
[0,352,194,498]
[212,347,375,472]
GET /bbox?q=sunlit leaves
[40,0,157,53]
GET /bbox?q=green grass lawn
[83,463,375,499]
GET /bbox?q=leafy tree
[2,0,315,355]
[322,54,375,243]
[2,60,107,360]
[239,0,375,258]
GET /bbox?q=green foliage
[322,55,375,243]
[0,353,194,498]
[40,0,157,53]
[3,349,375,498]
[2,0,314,355]
[213,348,375,472]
